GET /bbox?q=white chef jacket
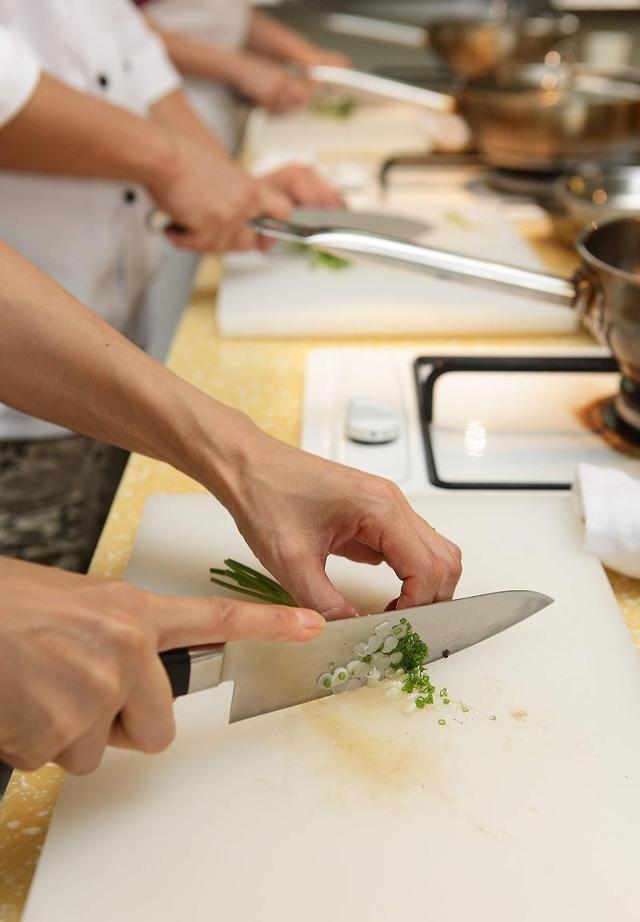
[144,0,250,150]
[0,0,181,440]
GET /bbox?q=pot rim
[577,216,640,287]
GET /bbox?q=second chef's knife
[163,589,553,722]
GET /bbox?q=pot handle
[309,65,455,113]
[253,218,577,307]
[319,12,427,49]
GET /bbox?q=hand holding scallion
[206,423,462,621]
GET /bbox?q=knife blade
[309,64,452,112]
[162,589,553,722]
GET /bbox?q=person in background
[0,2,342,573]
[0,241,462,775]
[140,0,350,150]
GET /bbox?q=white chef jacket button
[97,73,110,89]
[123,189,137,204]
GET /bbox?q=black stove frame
[414,354,619,490]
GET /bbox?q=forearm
[0,243,255,502]
[246,9,315,65]
[146,19,254,89]
[0,72,176,186]
[150,87,228,155]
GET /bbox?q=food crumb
[511,709,528,722]
[5,820,20,830]
[22,826,41,836]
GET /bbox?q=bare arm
[0,71,277,250]
[145,18,254,84]
[146,17,312,114]
[0,244,461,619]
[0,240,243,484]
[246,9,350,69]
[0,71,175,184]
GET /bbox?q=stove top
[302,346,640,496]
[379,150,639,208]
[379,151,564,209]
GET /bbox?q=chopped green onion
[438,719,447,726]
[209,559,296,606]
[286,242,351,271]
[313,94,357,119]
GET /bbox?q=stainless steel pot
[428,12,579,80]
[254,215,640,435]
[310,64,640,171]
[549,164,640,245]
[320,10,579,81]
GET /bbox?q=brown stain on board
[303,686,443,801]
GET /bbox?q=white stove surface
[302,345,640,495]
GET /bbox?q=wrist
[224,50,259,94]
[133,121,181,194]
[281,40,318,69]
[165,384,263,510]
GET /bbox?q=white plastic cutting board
[23,492,640,921]
[245,101,434,159]
[218,194,579,338]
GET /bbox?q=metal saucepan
[544,164,640,246]
[318,9,579,81]
[310,64,640,172]
[428,12,579,81]
[254,215,640,434]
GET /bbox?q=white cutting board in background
[23,492,640,921]
[218,194,579,338]
[245,101,434,159]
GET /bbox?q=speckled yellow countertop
[2,220,640,921]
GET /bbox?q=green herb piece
[438,719,447,726]
[439,687,448,698]
[444,210,475,230]
[210,559,296,606]
[460,703,470,713]
[488,715,497,722]
[313,94,357,119]
[395,618,429,673]
[311,250,351,272]
[286,241,351,272]
[415,696,428,709]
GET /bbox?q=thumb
[282,559,359,621]
[255,181,293,221]
[148,594,325,650]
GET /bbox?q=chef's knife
[0,589,551,798]
[251,216,568,304]
[309,64,452,112]
[159,588,552,722]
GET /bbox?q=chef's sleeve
[117,0,181,107]
[0,27,41,128]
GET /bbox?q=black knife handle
[0,759,12,798]
[160,647,191,697]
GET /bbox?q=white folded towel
[574,462,640,578]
